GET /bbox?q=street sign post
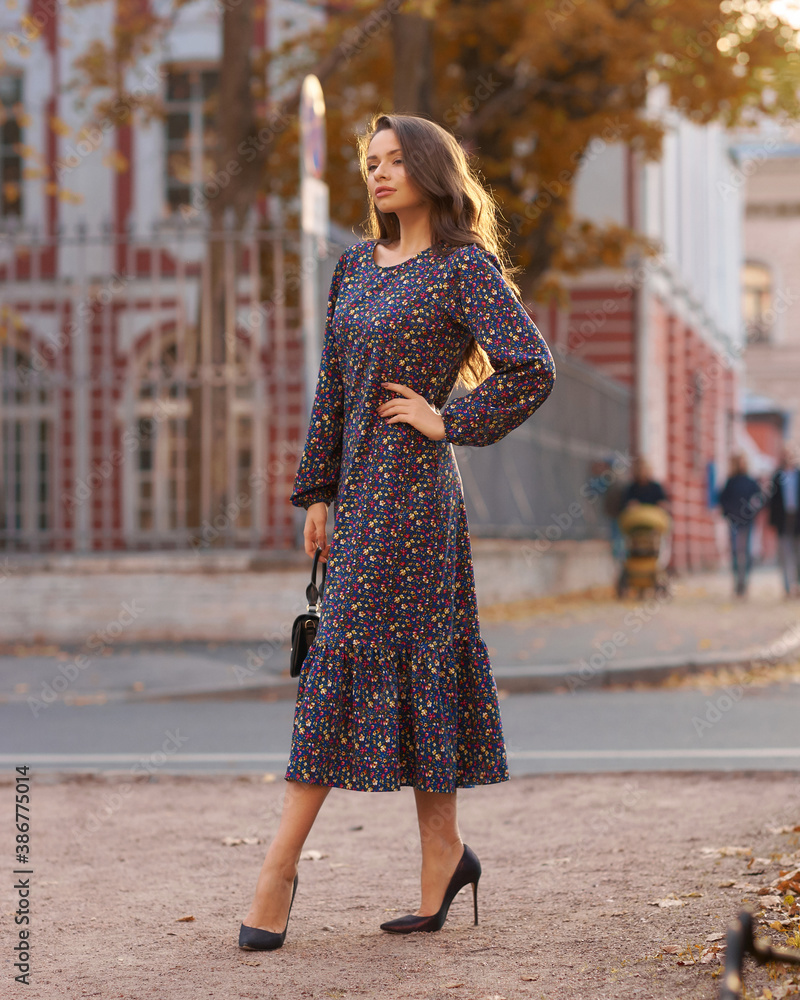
[300,75,330,421]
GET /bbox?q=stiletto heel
[380,843,482,934]
[238,873,298,951]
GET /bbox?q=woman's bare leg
[242,778,331,932]
[412,788,464,916]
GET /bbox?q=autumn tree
[286,0,800,300]
[8,0,800,295]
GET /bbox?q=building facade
[544,89,746,571]
[737,122,800,455]
[0,0,332,553]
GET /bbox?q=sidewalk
[6,770,799,1000]
[2,567,799,706]
[0,539,616,647]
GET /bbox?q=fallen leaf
[706,932,726,942]
[444,983,465,988]
[649,893,685,908]
[662,945,680,954]
[718,879,737,887]
[175,915,195,922]
[301,849,328,861]
[701,845,752,858]
[681,891,704,897]
[521,975,538,981]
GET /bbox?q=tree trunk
[187,0,261,547]
[392,13,433,115]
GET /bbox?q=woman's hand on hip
[379,382,446,441]
[304,502,330,561]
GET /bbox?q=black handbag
[290,546,327,678]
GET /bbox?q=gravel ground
[4,770,800,1000]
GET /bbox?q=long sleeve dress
[286,238,556,793]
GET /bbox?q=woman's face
[365,128,425,214]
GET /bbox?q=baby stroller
[616,503,672,598]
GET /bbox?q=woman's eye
[367,159,402,171]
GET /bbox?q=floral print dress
[286,238,556,793]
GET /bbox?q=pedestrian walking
[718,453,764,597]
[238,112,556,949]
[769,446,800,598]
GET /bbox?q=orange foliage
[273,0,799,295]
[9,0,800,295]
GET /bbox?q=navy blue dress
[286,239,556,792]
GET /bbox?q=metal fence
[0,222,348,553]
[0,222,630,553]
[453,352,632,540]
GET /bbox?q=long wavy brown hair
[357,112,521,391]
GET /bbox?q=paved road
[3,682,800,775]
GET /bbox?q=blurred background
[1,0,800,633]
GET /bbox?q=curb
[0,677,300,708]
[3,627,799,707]
[0,651,786,708]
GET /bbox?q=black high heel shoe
[238,874,298,950]
[379,843,481,933]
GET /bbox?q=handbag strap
[305,546,327,609]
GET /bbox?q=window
[742,262,773,345]
[128,337,255,541]
[164,67,219,215]
[132,341,190,535]
[0,342,54,548]
[0,75,23,218]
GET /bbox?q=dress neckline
[369,241,434,269]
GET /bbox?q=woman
[238,112,556,950]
